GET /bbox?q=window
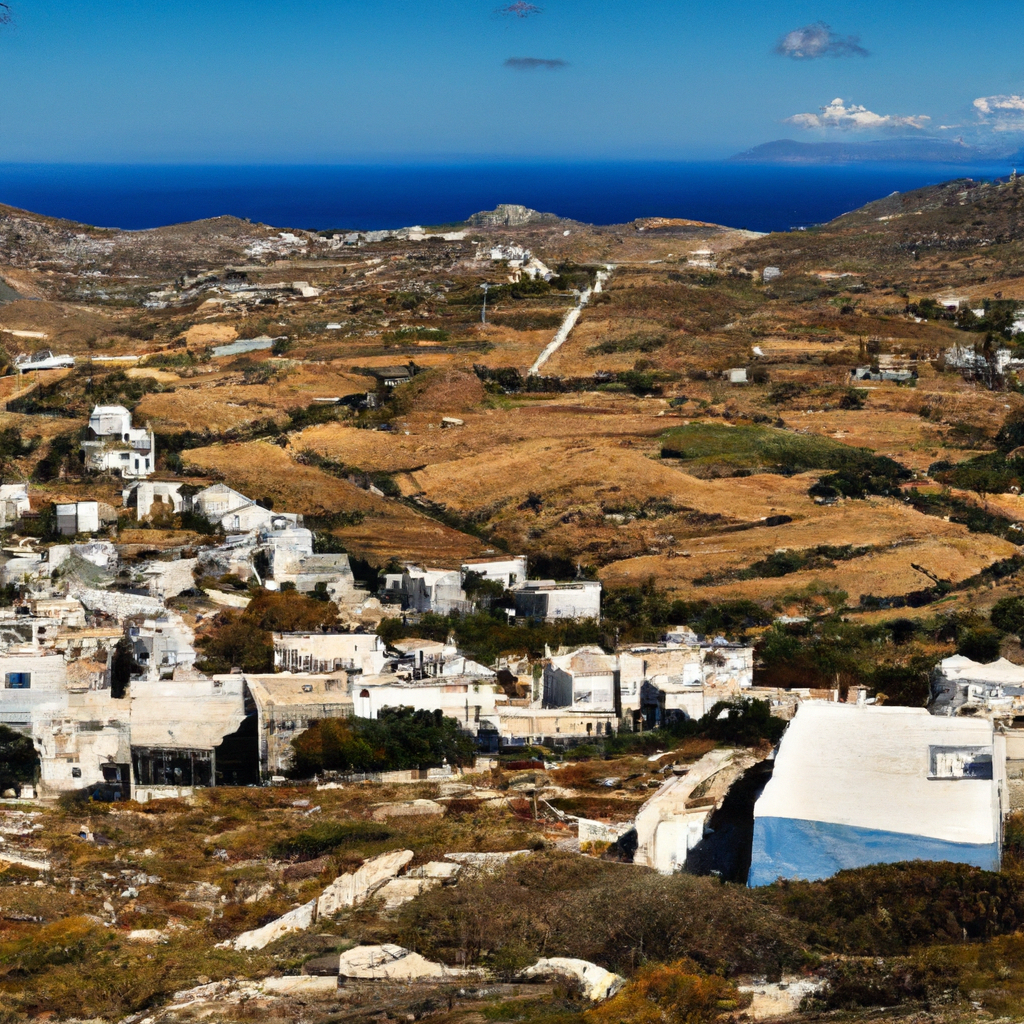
[5,673,30,689]
[930,745,993,780]
[360,689,370,698]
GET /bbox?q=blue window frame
[6,673,31,689]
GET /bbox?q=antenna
[480,283,491,324]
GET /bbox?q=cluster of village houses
[2,402,1024,889]
[0,404,769,805]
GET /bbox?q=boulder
[371,800,444,821]
[521,958,625,1001]
[337,944,480,981]
[232,899,316,951]
[444,850,532,873]
[127,928,165,943]
[262,976,338,996]
[375,877,441,910]
[317,849,413,918]
[406,861,460,880]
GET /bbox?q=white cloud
[973,94,1024,132]
[785,98,930,132]
[775,22,868,59]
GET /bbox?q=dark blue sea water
[0,161,1014,233]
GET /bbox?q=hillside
[0,181,1023,612]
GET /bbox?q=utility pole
[480,283,490,324]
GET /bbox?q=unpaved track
[529,266,613,375]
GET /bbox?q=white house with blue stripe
[748,702,1006,886]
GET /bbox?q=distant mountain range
[730,138,1024,166]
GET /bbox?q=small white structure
[273,633,387,675]
[543,646,643,713]
[636,637,754,725]
[724,368,748,384]
[748,702,1006,885]
[383,567,471,615]
[128,615,199,681]
[82,405,155,479]
[932,654,1024,716]
[0,484,29,528]
[192,484,299,534]
[461,555,527,589]
[762,267,782,283]
[514,580,601,622]
[351,673,504,736]
[125,480,186,521]
[55,501,116,537]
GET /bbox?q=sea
[0,161,1015,234]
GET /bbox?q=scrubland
[4,181,1024,1021]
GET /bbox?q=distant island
[730,137,1022,165]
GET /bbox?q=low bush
[269,821,393,860]
[586,959,746,1024]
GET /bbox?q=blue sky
[2,0,1024,162]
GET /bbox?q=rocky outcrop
[521,958,625,1001]
[375,877,442,910]
[371,799,444,821]
[232,898,317,951]
[261,976,338,996]
[317,849,413,917]
[466,204,560,227]
[337,944,481,981]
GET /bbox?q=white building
[0,484,29,529]
[514,580,602,622]
[259,524,360,601]
[273,632,388,675]
[55,501,117,536]
[128,615,198,681]
[636,638,754,726]
[82,405,156,479]
[748,702,1006,885]
[390,638,495,680]
[192,484,300,534]
[382,567,471,614]
[125,480,186,521]
[495,705,618,747]
[351,673,505,736]
[461,555,527,589]
[542,646,643,714]
[932,654,1024,716]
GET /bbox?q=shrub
[196,589,338,673]
[0,724,39,792]
[290,707,475,776]
[269,821,392,860]
[586,959,746,1024]
[993,596,1024,637]
[957,626,1003,662]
